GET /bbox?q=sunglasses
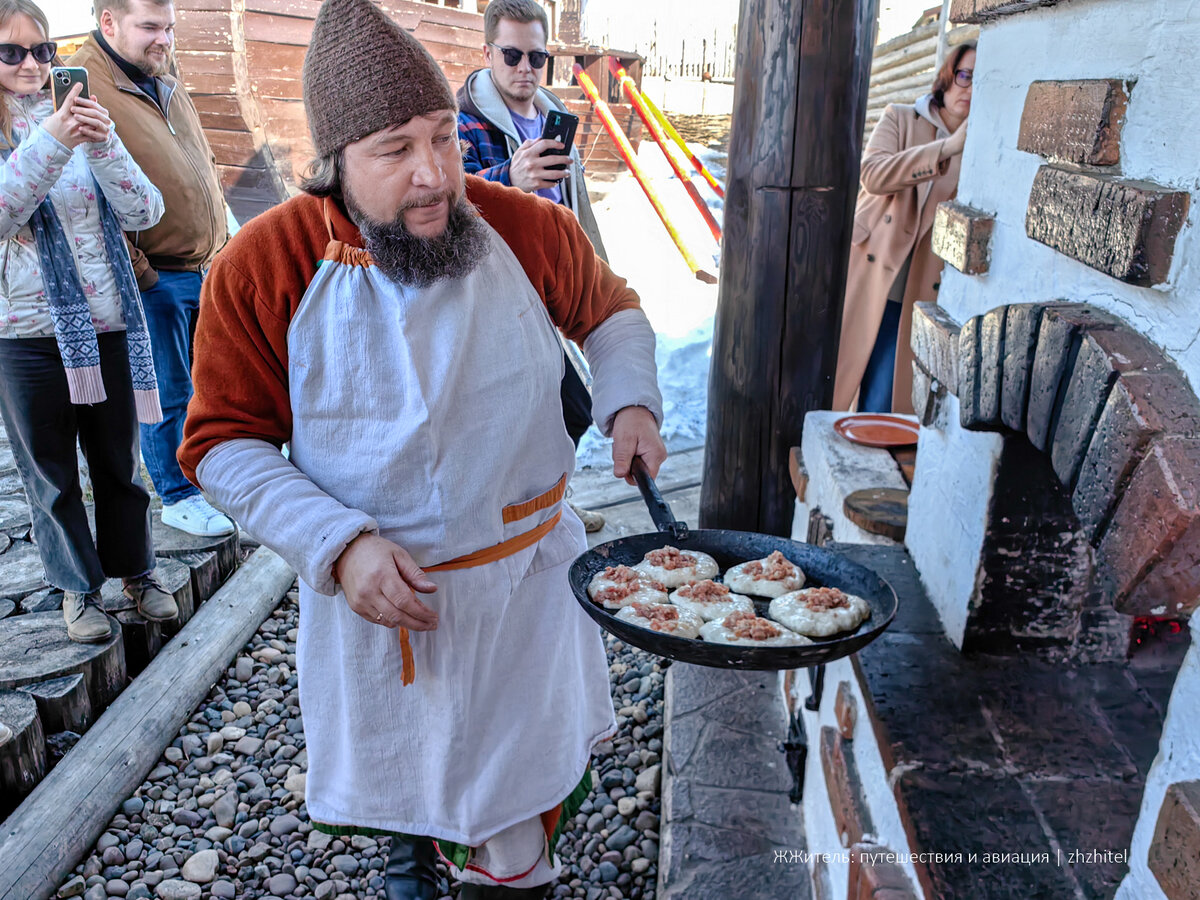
[490,44,549,69]
[954,68,973,88]
[0,41,57,66]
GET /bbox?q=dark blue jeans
[859,300,903,413]
[139,269,203,504]
[0,333,154,593]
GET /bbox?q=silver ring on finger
[376,612,383,622]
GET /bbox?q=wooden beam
[0,548,295,900]
[700,0,879,535]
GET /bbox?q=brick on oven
[1025,304,1122,451]
[1025,166,1190,287]
[957,315,983,429]
[1001,303,1044,432]
[1149,780,1200,900]
[820,725,873,848]
[848,843,919,900]
[1018,79,1128,166]
[950,0,1068,23]
[1096,435,1200,617]
[977,306,1006,426]
[910,302,960,395]
[1074,372,1200,543]
[835,680,857,740]
[932,201,994,275]
[1050,324,1170,491]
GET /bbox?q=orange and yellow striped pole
[572,63,717,284]
[607,57,722,244]
[641,91,726,199]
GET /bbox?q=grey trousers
[0,333,154,593]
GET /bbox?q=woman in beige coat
[834,43,975,414]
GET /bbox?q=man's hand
[334,533,439,631]
[509,137,569,193]
[611,405,667,485]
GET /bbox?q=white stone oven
[790,1,1200,898]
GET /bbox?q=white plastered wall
[936,0,1200,391]
[1115,609,1200,900]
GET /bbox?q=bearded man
[72,0,236,538]
[177,0,666,898]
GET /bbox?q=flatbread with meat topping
[587,565,669,610]
[699,610,812,647]
[668,579,755,622]
[724,550,806,598]
[634,545,720,589]
[769,586,871,637]
[615,602,704,638]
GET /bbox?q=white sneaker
[161,495,236,537]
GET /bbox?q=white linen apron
[286,216,616,876]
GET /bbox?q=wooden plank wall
[173,0,642,217]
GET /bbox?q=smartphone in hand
[51,67,90,111]
[540,109,578,171]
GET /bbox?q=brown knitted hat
[303,0,457,155]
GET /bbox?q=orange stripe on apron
[322,197,374,268]
[395,476,567,685]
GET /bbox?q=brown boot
[63,591,112,643]
[123,573,179,622]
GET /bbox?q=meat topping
[595,584,635,605]
[741,550,798,582]
[645,546,697,570]
[631,603,682,631]
[804,587,850,610]
[677,580,731,603]
[602,565,642,584]
[723,610,782,640]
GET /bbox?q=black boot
[457,883,550,899]
[384,836,442,900]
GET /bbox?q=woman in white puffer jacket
[0,0,179,644]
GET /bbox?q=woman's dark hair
[299,149,342,198]
[930,41,976,109]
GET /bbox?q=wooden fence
[865,19,979,136]
[641,30,737,81]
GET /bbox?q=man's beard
[133,47,171,77]
[343,188,490,288]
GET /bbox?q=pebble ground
[56,589,665,900]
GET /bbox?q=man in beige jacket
[72,0,235,537]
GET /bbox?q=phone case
[540,110,578,171]
[51,67,90,111]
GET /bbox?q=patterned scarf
[1,147,162,423]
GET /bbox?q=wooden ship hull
[172,0,642,222]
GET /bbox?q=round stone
[267,873,298,895]
[269,813,301,836]
[153,880,201,900]
[179,849,218,884]
[330,855,359,876]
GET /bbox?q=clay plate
[833,414,919,449]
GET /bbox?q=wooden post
[699,0,879,535]
[935,0,952,70]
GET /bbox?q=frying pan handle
[632,457,688,540]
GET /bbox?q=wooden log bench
[0,691,45,818]
[0,548,295,900]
